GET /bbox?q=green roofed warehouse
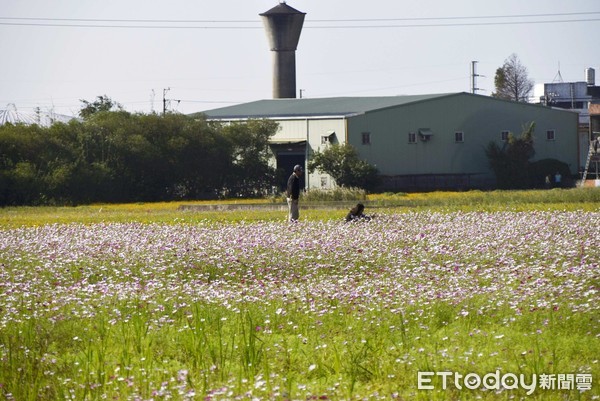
[196,92,579,191]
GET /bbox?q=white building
[0,104,76,127]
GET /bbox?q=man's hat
[293,164,303,172]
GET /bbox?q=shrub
[529,158,572,188]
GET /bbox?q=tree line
[0,110,279,206]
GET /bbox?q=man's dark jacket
[287,173,300,200]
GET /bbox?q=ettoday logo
[418,371,593,395]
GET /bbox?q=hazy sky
[1,0,599,116]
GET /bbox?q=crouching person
[345,203,372,222]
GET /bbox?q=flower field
[0,210,599,400]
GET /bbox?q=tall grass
[300,187,367,202]
[369,187,600,208]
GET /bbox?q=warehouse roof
[195,93,457,120]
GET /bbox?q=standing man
[286,164,303,221]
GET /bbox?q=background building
[587,103,600,182]
[200,92,578,191]
[0,104,75,127]
[538,67,600,173]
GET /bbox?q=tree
[0,123,50,204]
[492,54,534,102]
[308,143,379,191]
[221,119,278,197]
[485,121,536,189]
[79,95,123,119]
[0,107,280,204]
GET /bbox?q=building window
[546,130,556,141]
[362,132,371,145]
[455,131,464,143]
[321,135,330,145]
[408,132,417,144]
[501,131,510,141]
[320,176,328,188]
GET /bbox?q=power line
[1,19,598,29]
[0,17,258,23]
[314,77,467,97]
[307,18,600,29]
[1,11,598,23]
[310,11,600,22]
[0,12,599,28]
[178,99,241,104]
[0,22,259,29]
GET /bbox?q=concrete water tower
[260,2,306,99]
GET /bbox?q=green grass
[369,187,600,208]
[2,295,596,399]
[1,188,598,228]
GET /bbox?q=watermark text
[418,371,592,395]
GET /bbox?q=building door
[276,153,305,192]
[270,141,307,192]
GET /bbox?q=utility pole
[150,89,155,113]
[471,61,480,94]
[162,87,181,114]
[163,88,170,115]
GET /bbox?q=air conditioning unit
[418,128,434,142]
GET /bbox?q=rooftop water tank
[585,67,595,86]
